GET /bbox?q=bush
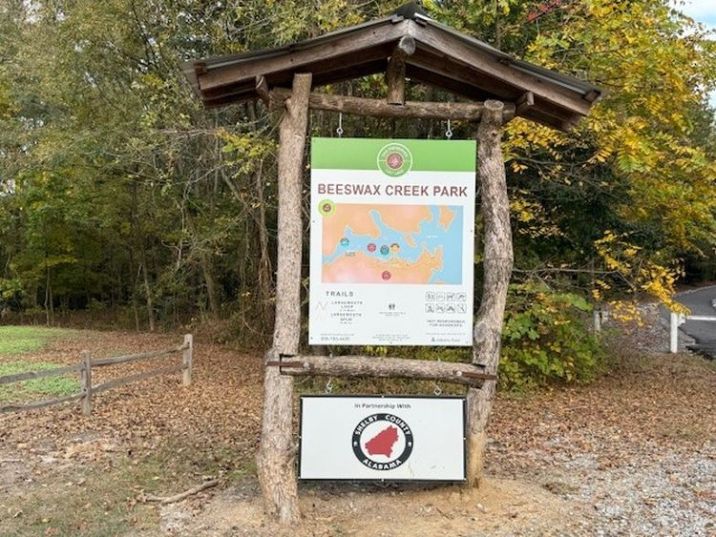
[500,282,604,390]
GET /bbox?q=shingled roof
[184,9,601,131]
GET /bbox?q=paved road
[673,285,716,358]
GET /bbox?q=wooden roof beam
[198,21,410,92]
[407,22,591,116]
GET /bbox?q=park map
[321,203,463,285]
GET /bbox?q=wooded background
[1,0,715,385]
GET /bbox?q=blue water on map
[322,206,463,284]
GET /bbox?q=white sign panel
[299,396,466,481]
[309,138,476,346]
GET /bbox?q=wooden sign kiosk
[186,6,600,523]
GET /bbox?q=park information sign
[309,138,476,346]
[299,396,466,481]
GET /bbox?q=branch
[144,479,219,505]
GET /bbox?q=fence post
[669,312,679,354]
[182,334,193,386]
[593,308,602,333]
[80,350,92,415]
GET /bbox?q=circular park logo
[352,413,414,471]
[377,143,413,177]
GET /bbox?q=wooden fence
[0,334,193,415]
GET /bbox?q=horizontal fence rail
[0,334,193,414]
[0,363,84,386]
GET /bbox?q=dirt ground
[0,325,714,536]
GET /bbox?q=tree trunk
[185,208,220,319]
[254,159,274,325]
[466,100,514,487]
[44,266,51,327]
[140,260,155,332]
[256,73,312,524]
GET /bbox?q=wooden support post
[386,36,416,105]
[257,72,312,524]
[466,100,514,488]
[80,350,92,416]
[182,334,193,386]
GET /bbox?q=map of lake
[321,204,463,285]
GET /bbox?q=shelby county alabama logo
[377,143,412,177]
[352,413,414,471]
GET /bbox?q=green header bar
[311,138,476,172]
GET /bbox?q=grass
[0,326,74,355]
[0,326,79,402]
[0,361,81,402]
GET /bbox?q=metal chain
[445,119,453,140]
[336,113,344,138]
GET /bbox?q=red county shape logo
[352,413,414,471]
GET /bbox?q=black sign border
[298,395,467,483]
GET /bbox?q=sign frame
[298,395,467,482]
[308,137,476,348]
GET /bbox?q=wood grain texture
[199,23,408,91]
[276,355,494,386]
[409,24,591,116]
[271,89,516,121]
[80,350,92,416]
[466,100,514,488]
[182,334,193,386]
[256,73,312,524]
[91,347,183,368]
[386,36,415,105]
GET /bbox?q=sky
[677,0,716,106]
[678,0,716,29]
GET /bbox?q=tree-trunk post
[466,100,514,487]
[80,350,92,416]
[182,334,193,386]
[256,72,312,524]
[385,36,416,105]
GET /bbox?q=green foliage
[500,283,604,390]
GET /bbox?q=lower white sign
[299,396,466,481]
